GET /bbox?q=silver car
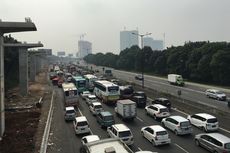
[205,89,226,101]
[195,133,230,153]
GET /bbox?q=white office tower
[78,40,92,58]
[143,37,163,51]
[120,30,139,51]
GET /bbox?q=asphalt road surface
[47,86,230,153]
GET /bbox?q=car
[89,102,103,115]
[187,113,219,132]
[131,96,146,107]
[135,74,143,80]
[161,115,193,135]
[81,135,100,145]
[81,91,91,100]
[86,94,98,105]
[195,133,230,153]
[97,111,115,128]
[205,89,227,101]
[141,125,171,146]
[145,104,170,120]
[152,98,171,110]
[133,91,147,101]
[107,124,134,145]
[49,72,57,80]
[73,116,91,135]
[64,106,76,121]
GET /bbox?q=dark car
[135,74,143,80]
[96,111,115,128]
[131,96,146,107]
[133,91,147,101]
[152,98,171,110]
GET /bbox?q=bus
[119,85,134,99]
[62,83,79,106]
[94,80,120,104]
[84,74,98,91]
[72,76,87,93]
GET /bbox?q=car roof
[100,111,112,116]
[149,125,166,132]
[83,91,90,93]
[206,89,220,92]
[156,98,169,101]
[113,124,130,132]
[75,116,87,122]
[135,91,145,94]
[92,102,102,106]
[169,115,188,122]
[133,96,144,98]
[151,104,167,109]
[65,106,74,111]
[82,135,100,143]
[88,95,96,98]
[195,113,216,119]
[204,133,230,143]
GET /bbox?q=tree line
[84,41,230,86]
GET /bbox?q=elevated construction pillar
[29,54,36,82]
[0,19,37,139]
[4,43,43,96]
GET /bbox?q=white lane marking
[136,116,144,122]
[219,127,230,134]
[174,143,189,153]
[137,147,142,151]
[76,107,93,135]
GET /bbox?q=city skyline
[1,0,230,55]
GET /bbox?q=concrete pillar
[29,54,36,82]
[35,56,39,74]
[0,34,5,139]
[19,48,28,96]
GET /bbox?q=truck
[80,138,134,153]
[115,99,136,120]
[167,74,184,86]
[62,83,79,106]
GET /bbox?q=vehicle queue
[50,64,230,153]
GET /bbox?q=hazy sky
[1,0,230,55]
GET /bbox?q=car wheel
[141,131,144,137]
[152,139,156,146]
[146,110,149,115]
[195,139,200,146]
[175,130,178,135]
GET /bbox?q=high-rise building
[78,40,92,58]
[120,30,139,51]
[143,37,163,51]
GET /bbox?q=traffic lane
[113,70,229,112]
[100,102,186,153]
[47,87,80,153]
[135,107,208,153]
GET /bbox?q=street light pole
[132,32,152,88]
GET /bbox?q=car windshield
[94,105,102,109]
[160,108,168,113]
[225,143,230,149]
[77,121,88,126]
[104,116,114,121]
[156,131,168,136]
[207,118,218,123]
[216,91,224,94]
[180,121,190,127]
[119,131,131,137]
[66,110,75,114]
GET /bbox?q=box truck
[168,74,184,86]
[115,99,136,120]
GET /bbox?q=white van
[187,113,218,132]
[89,102,103,115]
[162,115,193,135]
[73,116,91,135]
[107,124,134,145]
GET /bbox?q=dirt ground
[0,69,52,153]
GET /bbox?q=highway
[47,86,230,153]
[91,65,230,112]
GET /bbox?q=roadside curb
[40,90,55,153]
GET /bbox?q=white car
[107,124,134,145]
[145,104,170,120]
[73,116,91,135]
[162,116,193,135]
[205,89,226,101]
[141,125,171,146]
[89,102,103,115]
[86,94,98,105]
[64,106,76,121]
[187,113,218,132]
[81,91,91,100]
[81,135,100,145]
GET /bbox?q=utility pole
[132,32,152,88]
